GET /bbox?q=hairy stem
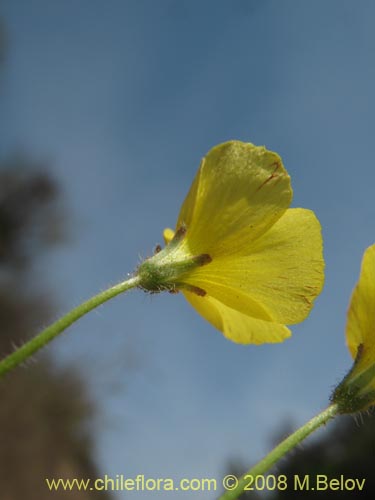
[218,404,339,500]
[0,275,140,379]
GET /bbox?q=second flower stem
[0,275,141,380]
[217,403,340,500]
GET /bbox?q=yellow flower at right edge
[332,244,375,413]
[138,141,324,344]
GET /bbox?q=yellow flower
[332,244,375,412]
[138,141,324,344]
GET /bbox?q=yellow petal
[346,244,375,367]
[184,291,291,344]
[163,227,175,245]
[177,141,292,257]
[331,243,375,413]
[182,208,324,324]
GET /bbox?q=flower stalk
[217,404,339,500]
[0,275,140,380]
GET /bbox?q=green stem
[0,275,140,380]
[218,403,340,500]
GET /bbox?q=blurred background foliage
[0,20,111,500]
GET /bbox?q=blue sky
[1,0,375,497]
